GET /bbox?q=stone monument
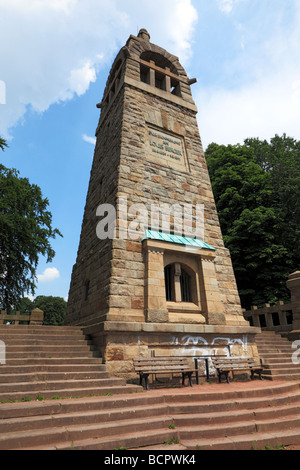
[65,29,260,377]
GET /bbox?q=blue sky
[0,0,300,301]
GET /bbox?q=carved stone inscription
[147,126,188,171]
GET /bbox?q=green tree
[0,138,62,310]
[0,137,8,152]
[33,296,67,325]
[15,296,34,315]
[206,135,299,309]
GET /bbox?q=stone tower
[65,29,259,376]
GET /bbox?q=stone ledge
[82,321,261,336]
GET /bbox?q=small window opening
[164,263,192,303]
[140,64,150,84]
[164,265,174,301]
[171,78,180,96]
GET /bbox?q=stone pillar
[29,308,44,326]
[200,257,226,325]
[144,247,168,323]
[287,271,300,330]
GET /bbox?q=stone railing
[243,301,293,332]
[243,271,300,334]
[0,308,44,325]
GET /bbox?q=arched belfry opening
[65,29,260,378]
[140,51,181,96]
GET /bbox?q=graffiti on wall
[170,335,249,375]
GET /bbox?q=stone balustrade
[0,308,44,325]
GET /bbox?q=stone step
[262,357,296,364]
[0,403,169,434]
[262,362,300,370]
[174,402,300,429]
[0,383,140,403]
[0,363,106,374]
[255,339,290,345]
[0,377,126,394]
[0,325,84,336]
[0,415,174,450]
[3,357,103,366]
[260,353,294,360]
[182,427,300,450]
[169,393,300,417]
[5,351,99,359]
[259,348,292,354]
[32,428,178,451]
[262,371,300,380]
[0,392,163,420]
[5,345,94,352]
[3,338,89,346]
[0,370,110,383]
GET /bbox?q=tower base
[82,321,261,380]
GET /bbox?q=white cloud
[37,267,60,282]
[69,61,97,97]
[216,0,244,14]
[82,134,96,145]
[197,1,300,148]
[0,0,197,139]
[25,294,35,302]
[198,70,300,148]
[0,80,6,105]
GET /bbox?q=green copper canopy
[142,230,216,251]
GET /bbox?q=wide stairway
[1,326,300,450]
[256,331,300,380]
[0,324,141,402]
[1,380,300,450]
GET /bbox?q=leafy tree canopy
[15,295,67,325]
[0,137,62,310]
[33,296,67,325]
[206,134,300,309]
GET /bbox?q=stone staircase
[0,325,141,402]
[256,331,300,381]
[1,381,300,450]
[2,326,300,450]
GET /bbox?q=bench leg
[143,373,150,390]
[218,370,230,384]
[182,372,193,387]
[251,369,263,381]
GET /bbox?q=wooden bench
[212,356,263,384]
[133,357,197,390]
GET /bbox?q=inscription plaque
[147,126,189,171]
